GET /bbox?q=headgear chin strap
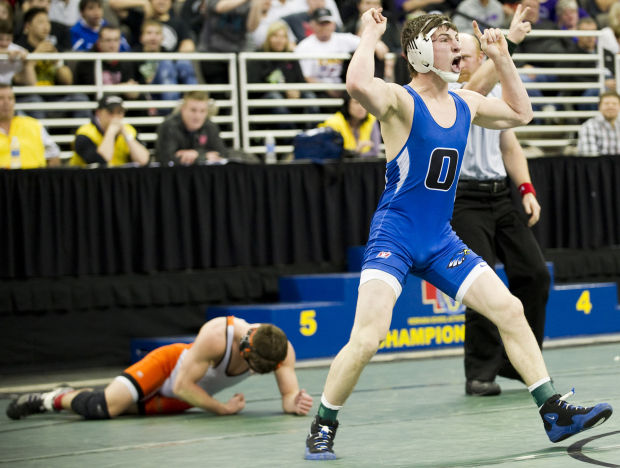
[239,328,256,359]
[406,20,460,83]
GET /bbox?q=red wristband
[519,182,536,197]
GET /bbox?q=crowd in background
[1,0,620,167]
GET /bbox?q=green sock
[317,402,339,422]
[530,380,557,407]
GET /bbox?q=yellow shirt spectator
[70,95,150,167]
[318,95,381,157]
[0,115,47,168]
[70,121,138,167]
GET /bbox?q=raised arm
[275,342,313,415]
[346,8,399,120]
[465,4,531,96]
[465,22,533,129]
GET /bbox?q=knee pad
[70,391,110,420]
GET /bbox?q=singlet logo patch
[447,249,470,268]
[377,251,392,259]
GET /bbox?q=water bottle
[265,133,276,164]
[10,136,21,169]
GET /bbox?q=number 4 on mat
[576,290,592,315]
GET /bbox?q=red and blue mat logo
[421,281,465,315]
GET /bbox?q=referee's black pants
[451,184,551,383]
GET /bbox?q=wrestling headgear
[406,18,460,83]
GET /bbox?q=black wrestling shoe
[6,393,46,420]
[540,390,613,443]
[304,415,339,460]
[465,379,501,396]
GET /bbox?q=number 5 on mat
[300,310,317,336]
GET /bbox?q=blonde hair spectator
[262,20,295,52]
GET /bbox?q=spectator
[0,20,36,86]
[155,90,227,165]
[554,0,579,30]
[318,93,381,157]
[134,19,197,112]
[247,20,319,127]
[16,0,72,51]
[295,7,385,98]
[582,0,615,27]
[392,0,459,23]
[0,0,12,22]
[197,0,266,83]
[74,25,140,101]
[178,0,208,41]
[572,16,599,52]
[14,8,91,120]
[109,0,196,51]
[451,0,505,34]
[344,0,402,82]
[344,0,400,49]
[538,0,590,23]
[0,84,61,168]
[71,95,150,166]
[270,0,344,40]
[577,90,620,156]
[48,0,81,27]
[16,8,73,84]
[282,0,326,43]
[599,2,620,77]
[562,17,610,111]
[71,0,130,51]
[248,0,300,50]
[248,0,347,50]
[511,0,569,63]
[508,0,571,121]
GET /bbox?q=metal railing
[4,28,613,160]
[237,29,609,156]
[9,52,239,159]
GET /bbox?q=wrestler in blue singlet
[362,85,489,301]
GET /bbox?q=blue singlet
[362,85,488,300]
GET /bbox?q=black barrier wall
[1,157,619,372]
[2,157,619,280]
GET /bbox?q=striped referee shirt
[577,114,620,156]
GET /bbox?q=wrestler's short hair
[401,13,457,77]
[241,324,288,374]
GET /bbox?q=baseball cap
[311,7,335,23]
[97,95,125,111]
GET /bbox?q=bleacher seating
[8,28,614,161]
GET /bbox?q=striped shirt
[577,114,620,156]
